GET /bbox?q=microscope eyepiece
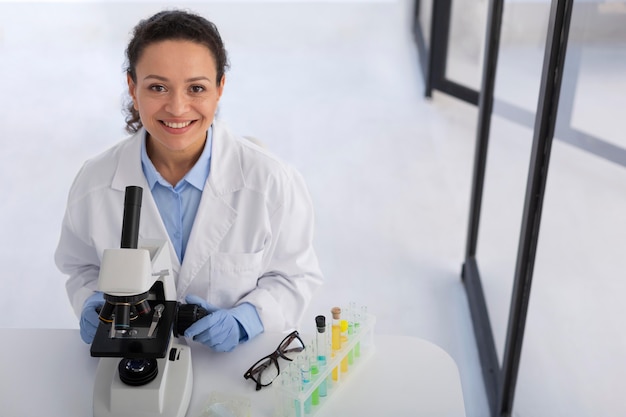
[121,186,143,249]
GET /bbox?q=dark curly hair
[123,10,230,133]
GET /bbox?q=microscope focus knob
[174,303,209,337]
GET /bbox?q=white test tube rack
[273,312,376,417]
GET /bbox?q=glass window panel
[568,3,626,148]
[475,114,534,361]
[446,0,489,90]
[494,1,551,113]
[515,141,626,416]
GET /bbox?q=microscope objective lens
[114,304,131,329]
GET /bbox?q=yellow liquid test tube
[331,307,341,381]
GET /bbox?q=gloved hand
[184,295,262,352]
[80,292,105,344]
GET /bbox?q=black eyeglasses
[244,330,305,390]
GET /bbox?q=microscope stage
[90,300,178,359]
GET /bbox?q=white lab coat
[55,119,323,332]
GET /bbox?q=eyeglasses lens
[278,332,305,360]
[252,357,279,386]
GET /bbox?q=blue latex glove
[80,292,105,344]
[184,295,262,352]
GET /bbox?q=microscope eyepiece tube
[120,185,143,249]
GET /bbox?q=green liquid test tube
[308,342,320,406]
[311,364,320,406]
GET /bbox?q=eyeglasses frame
[243,330,305,391]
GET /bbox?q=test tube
[331,350,338,382]
[340,319,349,374]
[331,307,341,381]
[353,306,361,359]
[291,371,303,417]
[331,307,341,350]
[278,373,294,417]
[298,355,312,414]
[308,343,320,406]
[315,315,328,397]
[347,303,356,365]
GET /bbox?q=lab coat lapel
[110,129,182,275]
[176,120,245,296]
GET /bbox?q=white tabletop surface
[0,329,465,417]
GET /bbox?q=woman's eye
[190,85,205,93]
[149,85,166,92]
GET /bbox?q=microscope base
[93,341,192,417]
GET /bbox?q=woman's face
[128,39,224,159]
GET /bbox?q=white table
[0,329,465,417]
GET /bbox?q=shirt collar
[141,126,213,191]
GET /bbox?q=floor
[1,1,624,416]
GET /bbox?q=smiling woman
[54,9,323,353]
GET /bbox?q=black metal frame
[462,1,574,416]
[414,1,620,414]
[462,0,505,411]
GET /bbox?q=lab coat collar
[207,119,246,195]
[111,129,149,192]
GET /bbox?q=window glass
[446,0,489,90]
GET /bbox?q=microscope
[90,186,207,417]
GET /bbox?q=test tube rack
[273,311,376,417]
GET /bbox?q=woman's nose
[165,91,189,115]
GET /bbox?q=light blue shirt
[140,128,213,263]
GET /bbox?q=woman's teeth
[163,121,192,129]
